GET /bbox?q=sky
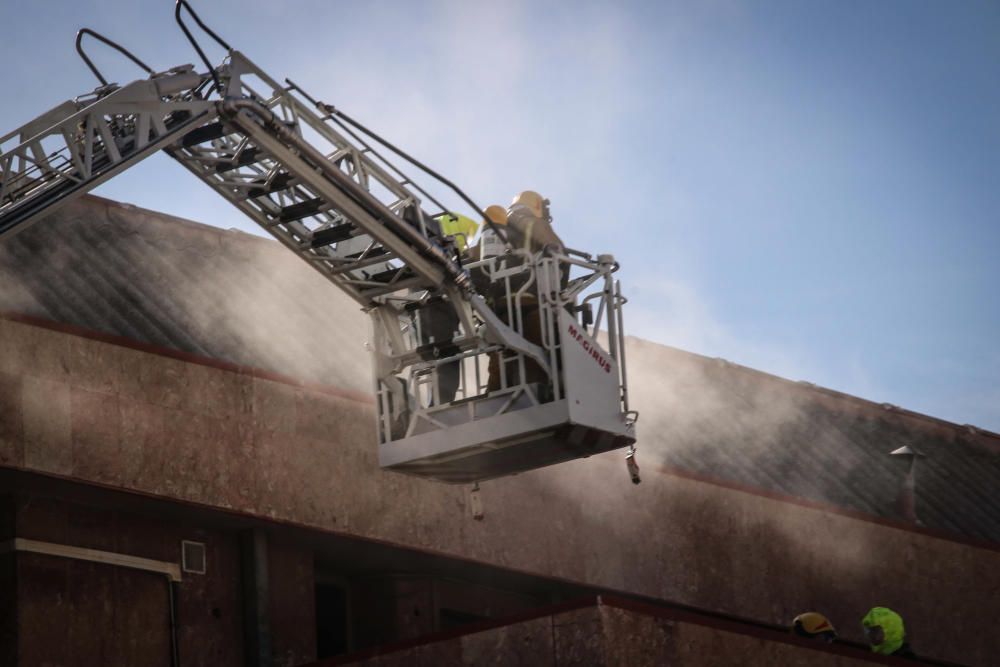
[1,0,998,431]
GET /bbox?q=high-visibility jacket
[436,212,479,253]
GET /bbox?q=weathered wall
[17,552,172,666]
[349,575,543,650]
[5,492,324,667]
[270,540,318,666]
[10,496,245,666]
[1,316,996,664]
[0,496,15,666]
[319,600,885,666]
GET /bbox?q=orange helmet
[792,612,837,641]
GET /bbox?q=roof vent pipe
[889,445,925,525]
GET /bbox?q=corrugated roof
[2,195,998,545]
[627,340,1000,544]
[0,195,371,393]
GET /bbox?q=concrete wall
[1,315,996,664]
[0,496,16,666]
[317,599,886,666]
[349,574,543,650]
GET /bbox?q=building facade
[1,196,997,665]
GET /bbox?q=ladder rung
[246,173,292,198]
[403,294,446,312]
[310,223,356,248]
[365,266,411,284]
[279,197,324,223]
[346,246,389,261]
[181,122,227,147]
[216,148,260,173]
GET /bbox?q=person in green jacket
[435,211,479,254]
[862,607,916,659]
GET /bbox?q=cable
[284,79,510,249]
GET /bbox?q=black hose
[284,78,510,249]
[75,28,154,87]
[175,0,231,95]
[220,98,472,291]
[329,106,512,248]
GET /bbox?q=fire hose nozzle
[626,447,641,485]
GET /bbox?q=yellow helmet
[792,612,836,640]
[511,190,547,218]
[484,204,508,226]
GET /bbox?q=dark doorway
[439,607,487,631]
[315,583,348,658]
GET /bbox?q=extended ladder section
[0,21,637,483]
[0,65,213,239]
[0,52,464,306]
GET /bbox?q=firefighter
[412,212,478,406]
[479,192,563,392]
[435,211,479,254]
[790,612,837,643]
[505,190,563,253]
[861,607,916,659]
[477,205,509,262]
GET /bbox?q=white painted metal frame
[0,39,638,483]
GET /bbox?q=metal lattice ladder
[1,51,469,308]
[0,8,637,484]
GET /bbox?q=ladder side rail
[163,140,380,307]
[220,99,467,291]
[276,90,428,227]
[0,75,216,239]
[220,80,452,286]
[321,111,451,220]
[164,119,424,305]
[1,103,93,210]
[283,78,458,238]
[208,106,451,298]
[228,53,444,244]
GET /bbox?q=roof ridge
[82,193,277,250]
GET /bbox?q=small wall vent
[182,540,207,575]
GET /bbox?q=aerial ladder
[0,2,638,484]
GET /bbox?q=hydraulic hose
[283,79,511,249]
[218,99,472,292]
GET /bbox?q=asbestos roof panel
[0,196,372,393]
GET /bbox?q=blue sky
[2,1,998,430]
